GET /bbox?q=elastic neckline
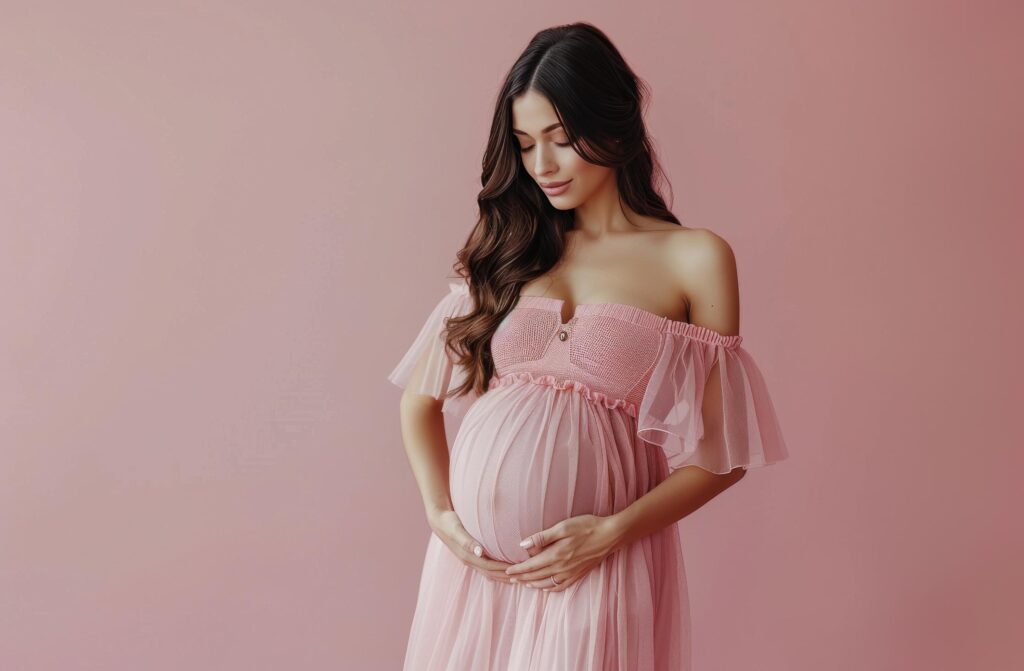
[515,294,743,348]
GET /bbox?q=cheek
[565,160,611,196]
[560,151,589,175]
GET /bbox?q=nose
[533,144,557,177]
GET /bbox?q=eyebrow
[512,122,563,136]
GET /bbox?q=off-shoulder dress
[388,280,789,671]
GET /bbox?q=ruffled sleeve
[636,331,789,474]
[386,281,480,421]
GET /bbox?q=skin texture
[398,89,746,590]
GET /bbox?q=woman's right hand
[427,508,515,583]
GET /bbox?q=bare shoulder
[665,227,736,276]
[664,227,740,335]
[635,218,735,271]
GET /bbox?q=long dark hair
[444,22,679,399]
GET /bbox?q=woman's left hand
[504,514,623,592]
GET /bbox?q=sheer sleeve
[636,332,789,474]
[386,281,480,420]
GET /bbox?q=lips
[540,179,572,196]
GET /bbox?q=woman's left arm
[503,464,746,590]
[605,465,745,553]
[611,227,748,548]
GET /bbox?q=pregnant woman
[387,22,789,671]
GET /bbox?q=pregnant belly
[448,381,637,563]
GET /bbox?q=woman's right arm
[396,391,516,583]
[388,281,515,581]
[396,393,456,522]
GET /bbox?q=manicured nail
[473,545,482,557]
[519,537,534,549]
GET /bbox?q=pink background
[2,2,1022,669]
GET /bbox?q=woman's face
[511,90,614,211]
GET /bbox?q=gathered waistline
[487,371,639,418]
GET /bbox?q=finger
[520,570,558,588]
[479,568,515,583]
[460,536,485,558]
[454,535,505,568]
[452,543,515,571]
[471,556,515,571]
[519,519,569,554]
[505,544,562,577]
[543,573,579,592]
[521,569,569,590]
[445,518,487,558]
[518,530,546,553]
[513,559,570,583]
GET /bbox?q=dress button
[558,330,568,341]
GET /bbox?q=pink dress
[387,280,789,671]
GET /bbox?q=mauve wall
[1,2,1021,670]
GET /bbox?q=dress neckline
[514,293,743,348]
[517,293,687,326]
[444,281,743,347]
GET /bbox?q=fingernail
[519,537,534,549]
[509,578,517,583]
[473,545,482,557]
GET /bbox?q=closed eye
[520,142,571,153]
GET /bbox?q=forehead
[511,91,561,134]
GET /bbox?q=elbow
[726,466,747,485]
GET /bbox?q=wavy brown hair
[443,22,680,400]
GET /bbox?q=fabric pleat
[403,380,689,670]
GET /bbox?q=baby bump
[449,382,639,563]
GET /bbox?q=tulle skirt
[403,378,691,670]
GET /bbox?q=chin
[545,192,586,210]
